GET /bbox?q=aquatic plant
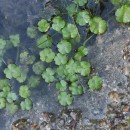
[57,40,72,54]
[115,5,130,23]
[19,85,31,99]
[37,35,52,49]
[9,34,20,47]
[88,76,103,91]
[40,48,55,63]
[0,0,107,113]
[58,92,73,106]
[20,98,32,110]
[38,19,50,32]
[111,0,130,23]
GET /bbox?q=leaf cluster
[0,79,18,114]
[0,0,104,112]
[110,0,130,23]
[66,2,107,34]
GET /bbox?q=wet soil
[0,0,130,130]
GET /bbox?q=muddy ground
[0,0,130,130]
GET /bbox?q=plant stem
[83,34,95,46]
[36,32,58,48]
[2,58,7,65]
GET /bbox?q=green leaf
[42,68,55,83]
[66,74,78,82]
[74,0,88,6]
[56,80,67,91]
[78,61,91,76]
[0,98,6,109]
[6,103,18,114]
[20,51,35,65]
[17,71,27,83]
[0,86,10,98]
[40,48,55,63]
[74,46,88,61]
[76,11,90,26]
[88,76,102,91]
[0,91,8,98]
[4,64,21,79]
[16,65,28,83]
[0,79,10,90]
[0,38,6,50]
[62,23,79,39]
[28,76,40,88]
[69,82,83,95]
[36,35,52,49]
[89,17,107,34]
[66,59,80,75]
[66,3,78,16]
[58,92,73,106]
[20,98,33,110]
[115,5,130,23]
[57,40,72,54]
[9,34,20,47]
[32,61,45,75]
[52,16,65,32]
[56,65,65,78]
[38,19,50,32]
[54,53,68,65]
[7,92,17,103]
[27,27,37,39]
[19,85,31,98]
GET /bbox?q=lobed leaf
[57,40,72,54]
[42,68,55,83]
[56,80,67,91]
[28,76,40,88]
[19,85,31,98]
[37,35,52,49]
[62,23,79,39]
[77,61,91,76]
[32,61,45,75]
[20,51,35,65]
[69,82,83,95]
[40,48,55,63]
[27,27,37,39]
[58,92,73,106]
[74,46,88,61]
[76,11,90,26]
[115,5,130,23]
[52,16,65,32]
[88,76,102,91]
[38,19,50,32]
[89,17,107,34]
[4,64,21,79]
[66,3,78,16]
[54,53,68,65]
[9,34,20,47]
[20,98,33,111]
[7,92,17,103]
[6,103,18,114]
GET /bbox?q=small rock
[108,91,120,102]
[122,105,130,113]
